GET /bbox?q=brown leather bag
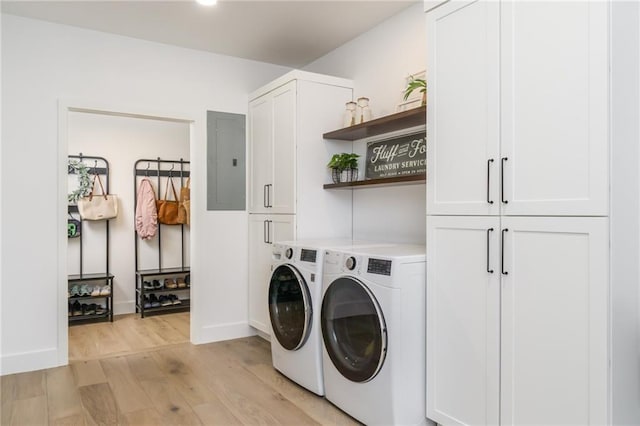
[177,177,190,225]
[156,176,180,225]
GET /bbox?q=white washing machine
[321,244,431,426]
[269,239,392,396]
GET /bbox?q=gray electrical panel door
[207,111,246,210]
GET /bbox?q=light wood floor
[1,313,360,425]
[68,313,191,362]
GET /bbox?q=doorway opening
[61,104,195,362]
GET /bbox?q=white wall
[1,14,290,374]
[67,112,190,315]
[610,1,640,423]
[304,3,427,244]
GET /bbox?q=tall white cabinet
[425,1,613,425]
[247,71,353,335]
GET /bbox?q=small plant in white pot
[327,153,360,184]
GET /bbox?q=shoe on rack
[96,304,107,315]
[80,303,89,315]
[85,303,96,315]
[153,279,163,290]
[70,285,80,297]
[164,278,177,289]
[143,281,154,290]
[91,286,101,297]
[169,294,182,305]
[159,295,172,307]
[79,284,91,297]
[143,295,152,309]
[99,285,111,296]
[176,278,186,289]
[185,274,190,287]
[72,301,82,316]
[150,294,161,308]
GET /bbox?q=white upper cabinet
[248,95,274,213]
[248,80,296,214]
[427,0,609,216]
[426,0,500,216]
[500,1,609,216]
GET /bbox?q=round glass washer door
[268,264,312,351]
[321,277,387,383]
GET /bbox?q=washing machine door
[268,264,312,351]
[321,277,387,383]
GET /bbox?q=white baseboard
[193,321,256,345]
[0,347,61,376]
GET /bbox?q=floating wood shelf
[323,173,426,190]
[323,105,426,141]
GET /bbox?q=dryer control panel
[367,258,392,276]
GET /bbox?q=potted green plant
[327,153,360,183]
[403,76,426,106]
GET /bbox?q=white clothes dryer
[321,244,431,426]
[269,239,392,396]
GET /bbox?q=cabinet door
[248,214,295,335]
[271,81,296,214]
[500,1,608,216]
[426,1,500,216]
[248,95,273,213]
[500,217,608,425]
[426,215,500,426]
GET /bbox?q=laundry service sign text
[365,132,426,179]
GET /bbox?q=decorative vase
[342,168,358,183]
[331,168,342,184]
[357,97,371,123]
[343,101,357,127]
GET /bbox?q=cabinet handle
[267,220,273,244]
[501,157,508,204]
[267,184,272,208]
[487,159,494,204]
[263,185,268,208]
[501,228,509,275]
[487,228,494,274]
[263,220,268,243]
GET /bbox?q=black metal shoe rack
[68,154,114,324]
[134,158,190,318]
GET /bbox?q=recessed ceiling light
[196,0,217,6]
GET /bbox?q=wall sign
[365,132,426,179]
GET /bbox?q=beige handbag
[178,178,190,225]
[77,173,118,221]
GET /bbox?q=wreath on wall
[67,160,92,203]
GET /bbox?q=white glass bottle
[343,101,357,127]
[357,97,372,123]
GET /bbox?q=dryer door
[321,277,387,383]
[268,264,312,351]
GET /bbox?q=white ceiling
[1,0,416,68]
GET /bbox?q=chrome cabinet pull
[267,220,273,244]
[267,184,272,208]
[263,220,268,243]
[501,228,509,275]
[487,228,494,273]
[501,157,508,204]
[487,159,494,204]
[263,185,268,208]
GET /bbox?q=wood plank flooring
[1,313,360,425]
